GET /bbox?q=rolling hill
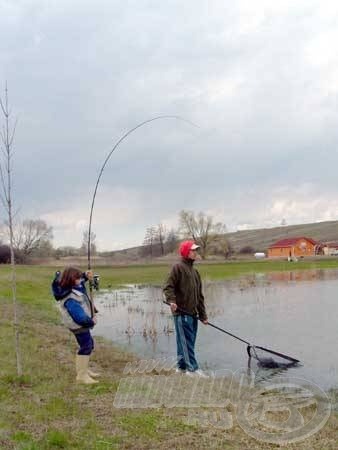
[104,220,338,259]
[224,220,338,252]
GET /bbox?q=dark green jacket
[163,258,207,321]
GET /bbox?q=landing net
[247,345,300,368]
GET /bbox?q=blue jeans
[74,331,94,355]
[173,315,199,371]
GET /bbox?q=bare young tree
[218,235,233,259]
[0,83,22,375]
[206,231,232,260]
[142,226,157,257]
[165,228,179,253]
[156,223,166,256]
[179,209,226,259]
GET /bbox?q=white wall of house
[323,246,338,256]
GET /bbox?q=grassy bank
[0,262,337,449]
[3,257,338,293]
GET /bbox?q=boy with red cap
[163,240,208,377]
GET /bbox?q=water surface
[94,269,337,391]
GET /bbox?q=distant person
[163,240,208,377]
[52,267,99,384]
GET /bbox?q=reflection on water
[93,269,338,391]
[247,358,294,384]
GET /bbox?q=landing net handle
[163,301,300,365]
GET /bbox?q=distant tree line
[0,210,262,264]
[0,219,97,263]
[140,224,179,258]
[140,210,233,259]
[54,231,97,259]
[0,219,53,263]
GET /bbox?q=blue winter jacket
[51,272,95,328]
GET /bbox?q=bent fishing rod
[86,115,199,295]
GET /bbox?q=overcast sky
[1,0,338,251]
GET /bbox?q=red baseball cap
[179,240,200,258]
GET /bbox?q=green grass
[2,258,338,299]
[118,410,193,438]
[0,261,337,449]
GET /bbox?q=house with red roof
[268,237,321,258]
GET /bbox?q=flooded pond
[93,268,337,392]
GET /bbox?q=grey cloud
[1,1,338,248]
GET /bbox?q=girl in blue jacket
[52,267,99,384]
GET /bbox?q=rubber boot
[85,353,101,377]
[87,368,101,378]
[75,355,98,384]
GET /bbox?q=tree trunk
[1,84,22,376]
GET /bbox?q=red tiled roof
[269,237,319,249]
